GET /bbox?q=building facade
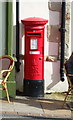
[0,0,72,94]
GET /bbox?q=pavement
[0,93,73,119]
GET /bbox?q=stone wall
[48,1,61,60]
[48,1,71,60]
[65,2,71,59]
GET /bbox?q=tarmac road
[0,114,72,120]
[1,118,73,120]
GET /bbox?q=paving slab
[0,94,72,119]
[37,99,71,118]
[13,99,43,114]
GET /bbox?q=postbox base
[23,79,44,97]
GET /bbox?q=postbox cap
[21,17,48,25]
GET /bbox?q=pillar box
[21,17,48,97]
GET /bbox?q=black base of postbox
[23,79,44,97]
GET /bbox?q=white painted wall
[19,0,49,56]
[14,1,68,92]
[44,61,68,93]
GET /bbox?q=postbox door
[24,30,44,80]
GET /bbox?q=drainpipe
[15,1,20,72]
[60,1,66,81]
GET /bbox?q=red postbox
[21,17,48,97]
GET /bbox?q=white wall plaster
[44,61,68,93]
